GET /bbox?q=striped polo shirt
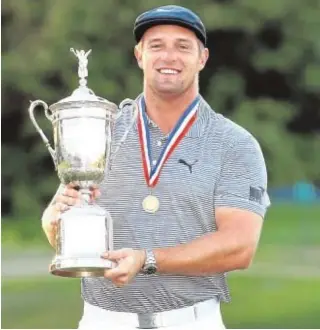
[81,94,270,313]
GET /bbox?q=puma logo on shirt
[178,159,199,173]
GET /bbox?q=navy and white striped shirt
[81,95,270,313]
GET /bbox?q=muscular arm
[154,208,263,276]
[154,134,269,276]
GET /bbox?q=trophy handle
[109,98,138,167]
[28,100,57,168]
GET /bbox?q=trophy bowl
[28,48,137,277]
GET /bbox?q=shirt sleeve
[214,134,271,218]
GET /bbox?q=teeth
[159,69,179,74]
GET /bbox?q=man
[42,5,270,330]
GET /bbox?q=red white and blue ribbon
[137,95,200,188]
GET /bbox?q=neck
[143,86,199,134]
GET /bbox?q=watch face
[145,265,157,274]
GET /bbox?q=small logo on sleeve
[249,186,265,204]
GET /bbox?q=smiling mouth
[157,68,181,75]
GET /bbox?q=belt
[81,298,221,329]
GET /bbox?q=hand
[101,249,146,287]
[41,183,101,247]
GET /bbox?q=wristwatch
[141,249,157,274]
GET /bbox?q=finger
[66,183,80,189]
[104,255,134,278]
[113,274,129,288]
[48,203,68,226]
[63,187,81,198]
[90,191,101,203]
[103,256,133,278]
[104,266,125,279]
[89,185,101,200]
[89,184,99,191]
[55,195,78,206]
[54,202,69,213]
[101,249,130,261]
[92,189,101,199]
[57,195,75,206]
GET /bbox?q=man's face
[135,25,209,96]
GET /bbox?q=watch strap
[142,249,157,274]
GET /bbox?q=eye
[179,44,190,51]
[150,44,161,50]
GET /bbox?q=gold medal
[142,195,160,213]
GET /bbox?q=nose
[160,46,178,62]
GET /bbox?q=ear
[134,44,143,70]
[199,47,209,72]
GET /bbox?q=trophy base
[50,256,114,278]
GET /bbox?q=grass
[2,275,320,329]
[223,275,320,329]
[2,203,320,329]
[2,277,82,329]
[260,203,319,246]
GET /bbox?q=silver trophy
[28,48,138,277]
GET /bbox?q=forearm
[154,230,254,276]
[41,184,65,249]
[42,218,57,249]
[41,205,58,249]
[44,227,57,249]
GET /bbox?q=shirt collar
[132,94,206,138]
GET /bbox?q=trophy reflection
[28,48,137,277]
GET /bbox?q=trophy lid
[49,48,117,111]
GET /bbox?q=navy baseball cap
[133,5,207,45]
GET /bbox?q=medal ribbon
[137,95,200,188]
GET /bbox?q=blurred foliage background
[2,0,320,219]
[1,0,320,329]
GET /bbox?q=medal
[142,195,160,213]
[137,95,200,213]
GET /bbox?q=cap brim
[134,17,206,45]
